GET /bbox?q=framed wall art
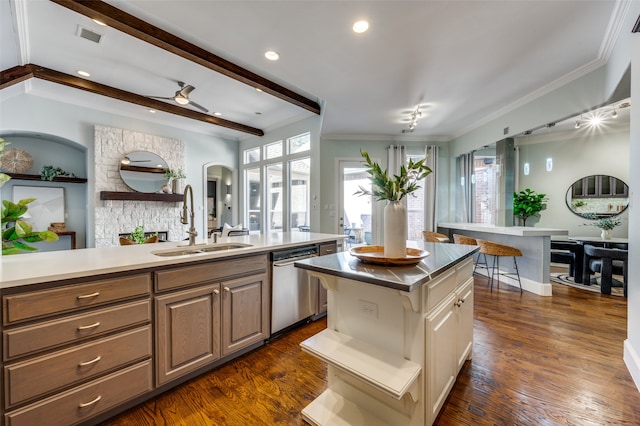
[12,186,65,231]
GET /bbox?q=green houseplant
[126,225,158,244]
[355,149,432,258]
[2,198,59,255]
[40,165,76,181]
[513,188,548,226]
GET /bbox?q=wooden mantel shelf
[6,173,88,183]
[100,191,184,202]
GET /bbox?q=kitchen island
[295,242,478,426]
[0,232,341,426]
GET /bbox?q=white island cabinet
[295,242,478,426]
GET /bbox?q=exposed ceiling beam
[50,0,322,115]
[0,64,264,136]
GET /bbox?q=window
[406,153,426,241]
[246,168,261,231]
[264,141,282,160]
[290,158,310,228]
[242,132,311,233]
[244,147,260,164]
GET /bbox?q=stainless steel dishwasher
[270,245,318,335]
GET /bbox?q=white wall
[624,32,640,391]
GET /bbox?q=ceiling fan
[149,81,209,113]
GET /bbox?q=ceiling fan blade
[179,85,195,97]
[188,100,209,113]
[149,96,174,100]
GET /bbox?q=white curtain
[387,145,406,177]
[457,152,475,223]
[424,145,439,231]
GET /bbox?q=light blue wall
[0,94,238,247]
[0,134,88,249]
[516,127,630,236]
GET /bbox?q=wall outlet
[359,300,378,318]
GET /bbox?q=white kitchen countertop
[438,223,568,237]
[0,232,344,289]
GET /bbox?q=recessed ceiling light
[213,112,222,116]
[353,20,369,33]
[256,88,263,93]
[76,70,90,77]
[92,19,107,26]
[264,50,280,61]
[149,109,156,114]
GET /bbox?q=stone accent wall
[94,125,186,247]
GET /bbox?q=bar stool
[478,240,523,294]
[423,231,450,243]
[453,234,487,275]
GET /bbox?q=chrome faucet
[181,184,198,246]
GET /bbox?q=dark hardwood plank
[102,277,640,425]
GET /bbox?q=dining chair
[582,244,628,297]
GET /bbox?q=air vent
[77,25,102,44]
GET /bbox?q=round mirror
[119,151,169,193]
[565,175,629,218]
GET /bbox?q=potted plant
[513,188,548,226]
[40,165,76,181]
[123,225,158,244]
[583,215,622,240]
[164,168,186,193]
[2,198,59,255]
[355,149,432,257]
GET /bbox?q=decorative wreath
[0,148,33,173]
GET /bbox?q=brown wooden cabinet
[155,285,221,386]
[154,254,269,386]
[2,273,152,425]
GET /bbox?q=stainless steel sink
[153,243,252,257]
[199,243,252,252]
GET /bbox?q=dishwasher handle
[272,254,317,267]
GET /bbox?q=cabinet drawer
[319,242,337,256]
[3,274,151,325]
[424,269,457,312]
[4,360,152,426]
[456,259,474,284]
[155,254,268,292]
[5,326,151,407]
[4,300,151,360]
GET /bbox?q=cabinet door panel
[426,294,457,423]
[222,273,269,357]
[155,285,220,386]
[456,278,474,371]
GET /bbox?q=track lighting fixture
[402,105,422,133]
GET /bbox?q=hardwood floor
[101,276,640,425]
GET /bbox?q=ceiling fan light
[174,95,189,105]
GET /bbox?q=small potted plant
[583,215,622,240]
[164,168,186,193]
[513,188,548,226]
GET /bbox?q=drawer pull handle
[224,287,230,292]
[78,395,102,408]
[77,321,101,331]
[213,289,220,295]
[77,291,100,300]
[79,355,102,367]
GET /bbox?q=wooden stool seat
[453,234,488,275]
[423,231,450,243]
[478,240,523,293]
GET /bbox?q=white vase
[601,229,611,240]
[384,200,407,258]
[172,178,181,194]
